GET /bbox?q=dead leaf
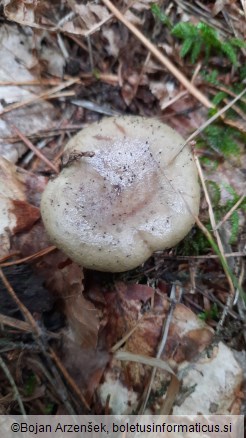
[174,342,243,414]
[0,25,58,163]
[74,4,110,29]
[212,0,230,17]
[43,254,100,348]
[61,336,109,404]
[0,156,44,257]
[10,200,40,233]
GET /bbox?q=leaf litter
[0,0,245,416]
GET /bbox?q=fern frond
[180,38,193,58]
[151,4,172,28]
[172,22,197,39]
[191,39,203,64]
[221,42,238,66]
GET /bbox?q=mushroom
[41,116,200,272]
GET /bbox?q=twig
[84,13,113,37]
[114,351,175,375]
[195,286,241,320]
[0,252,20,263]
[11,126,59,174]
[160,90,188,110]
[214,193,246,231]
[241,0,246,18]
[0,313,33,333]
[0,246,56,268]
[101,0,213,108]
[209,84,246,105]
[0,79,61,86]
[0,269,41,337]
[0,313,59,339]
[209,89,246,120]
[49,349,90,411]
[0,356,26,415]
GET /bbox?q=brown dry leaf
[66,292,100,349]
[43,254,100,348]
[124,0,153,11]
[100,282,169,399]
[3,0,151,36]
[212,0,230,16]
[0,156,44,257]
[165,303,214,363]
[3,0,37,27]
[61,336,109,404]
[3,1,111,35]
[9,200,40,234]
[97,281,216,413]
[74,4,110,29]
[149,80,178,109]
[102,281,159,352]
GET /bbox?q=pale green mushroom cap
[41,116,200,272]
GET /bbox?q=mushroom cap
[41,116,200,272]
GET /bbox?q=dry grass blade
[193,217,243,301]
[193,151,235,297]
[102,0,213,109]
[111,315,146,353]
[215,194,246,231]
[170,87,246,162]
[0,313,34,333]
[140,285,179,414]
[114,351,175,375]
[0,268,41,337]
[0,313,59,339]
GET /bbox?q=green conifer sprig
[171,21,245,66]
